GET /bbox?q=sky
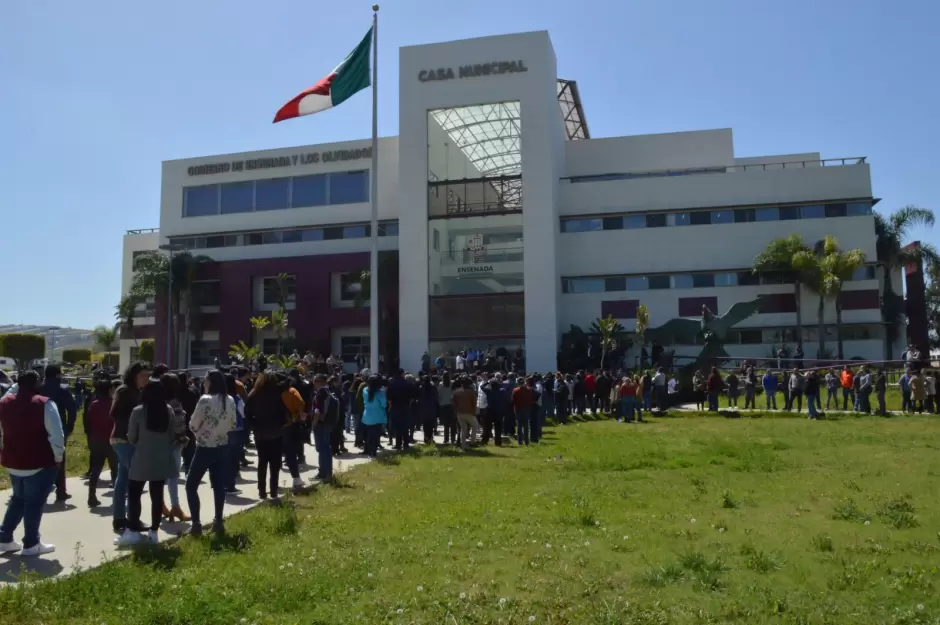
[2,0,938,330]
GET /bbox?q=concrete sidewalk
[0,432,371,585]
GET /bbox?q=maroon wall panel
[679,296,718,317]
[601,300,639,319]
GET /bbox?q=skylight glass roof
[430,102,522,178]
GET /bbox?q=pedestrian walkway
[0,432,371,585]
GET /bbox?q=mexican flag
[273,27,373,123]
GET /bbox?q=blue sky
[2,0,938,330]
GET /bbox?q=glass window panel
[624,215,646,229]
[282,230,302,243]
[761,270,789,284]
[847,202,872,216]
[852,266,876,281]
[674,212,691,226]
[712,210,733,224]
[205,235,227,248]
[262,231,282,244]
[779,206,801,221]
[381,222,400,236]
[648,275,671,290]
[689,211,711,226]
[329,170,369,204]
[246,233,263,245]
[220,182,254,214]
[255,178,290,211]
[323,227,344,241]
[562,219,601,233]
[737,271,760,286]
[291,175,327,207]
[673,275,694,289]
[756,207,779,221]
[825,203,848,218]
[301,228,323,242]
[343,225,367,239]
[605,277,626,292]
[569,278,605,293]
[715,272,738,287]
[801,204,825,219]
[692,274,715,288]
[626,276,648,291]
[602,216,623,230]
[734,208,756,223]
[646,214,667,228]
[183,185,219,217]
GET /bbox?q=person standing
[0,371,64,556]
[787,368,804,412]
[110,361,151,534]
[761,370,778,410]
[437,373,456,445]
[926,370,937,414]
[452,378,480,450]
[794,345,804,370]
[910,370,925,413]
[584,370,596,413]
[39,365,76,503]
[245,372,288,500]
[386,369,415,452]
[706,367,723,412]
[84,378,117,508]
[361,376,387,457]
[553,373,570,424]
[223,374,246,496]
[186,371,236,536]
[692,370,706,411]
[652,367,667,410]
[312,375,341,481]
[594,371,610,414]
[824,369,839,410]
[417,376,439,444]
[116,380,180,546]
[857,366,873,414]
[619,376,638,422]
[804,370,820,420]
[725,370,739,408]
[875,368,888,416]
[511,377,534,445]
[743,366,757,410]
[840,366,855,411]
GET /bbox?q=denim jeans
[842,388,854,411]
[112,442,135,523]
[282,426,300,478]
[806,393,819,418]
[876,391,886,415]
[0,466,58,548]
[529,406,542,443]
[227,430,246,490]
[621,396,636,421]
[707,392,719,411]
[765,391,777,410]
[167,446,183,507]
[642,392,651,412]
[186,445,229,526]
[313,424,333,480]
[515,408,530,445]
[826,388,838,409]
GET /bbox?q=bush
[138,339,155,364]
[0,333,46,371]
[62,348,92,364]
[94,352,120,369]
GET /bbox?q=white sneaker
[292,477,304,488]
[114,530,140,547]
[20,542,55,557]
[0,541,22,553]
[147,530,160,544]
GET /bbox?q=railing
[439,246,524,265]
[564,157,867,183]
[126,227,159,235]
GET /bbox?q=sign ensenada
[418,60,528,83]
[187,147,373,176]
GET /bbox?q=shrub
[138,339,155,364]
[62,348,92,364]
[94,352,120,369]
[0,333,46,371]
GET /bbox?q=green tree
[0,333,46,371]
[874,206,940,360]
[114,293,144,349]
[270,309,289,357]
[138,339,156,364]
[792,239,832,359]
[228,340,260,364]
[635,304,650,345]
[62,348,92,364]
[590,315,625,370]
[129,250,211,368]
[753,235,812,349]
[91,325,118,354]
[250,316,270,353]
[820,240,867,360]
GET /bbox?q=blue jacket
[899,374,911,392]
[761,373,778,393]
[41,379,77,437]
[361,388,388,426]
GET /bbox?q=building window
[379,222,399,237]
[648,275,671,290]
[220,182,254,215]
[825,203,848,218]
[734,208,756,223]
[692,273,715,288]
[645,214,667,228]
[291,174,328,208]
[190,340,220,366]
[323,227,344,241]
[755,207,778,222]
[339,273,363,302]
[302,228,324,241]
[329,170,369,204]
[604,277,626,292]
[758,293,798,313]
[282,230,303,243]
[129,347,140,362]
[711,210,734,224]
[839,289,880,310]
[343,225,367,239]
[674,212,691,226]
[561,219,602,233]
[801,204,825,219]
[729,329,763,344]
[340,335,370,364]
[134,296,156,318]
[624,215,646,229]
[778,206,801,221]
[761,270,790,285]
[602,216,623,230]
[626,276,649,291]
[564,278,605,293]
[255,178,290,211]
[673,275,694,289]
[689,211,711,226]
[679,296,718,317]
[183,185,220,217]
[191,281,221,308]
[205,234,237,248]
[715,272,738,287]
[847,202,872,216]
[262,275,297,305]
[851,265,876,281]
[601,300,639,319]
[737,271,760,286]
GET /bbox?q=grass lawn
[2,414,940,624]
[0,411,89,491]
[709,386,920,413]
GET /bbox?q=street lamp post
[158,243,185,369]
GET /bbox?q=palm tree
[269,309,289,356]
[114,293,144,348]
[130,250,210,367]
[250,316,270,353]
[228,340,260,364]
[874,206,940,360]
[590,315,625,370]
[753,235,812,349]
[820,240,867,360]
[91,325,118,354]
[792,241,829,358]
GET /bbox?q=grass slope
[2,416,940,624]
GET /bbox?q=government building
[120,30,901,373]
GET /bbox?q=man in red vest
[0,370,65,556]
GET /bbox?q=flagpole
[369,5,380,374]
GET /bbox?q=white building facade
[121,30,899,373]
